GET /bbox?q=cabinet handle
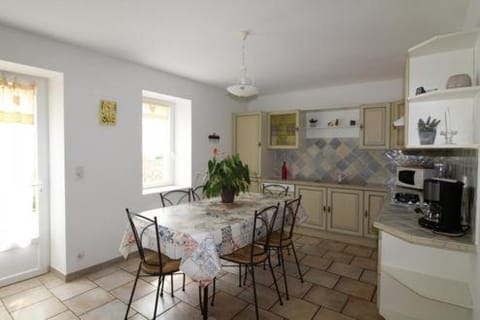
[364,210,368,218]
[258,142,261,147]
[323,205,326,212]
[327,206,331,213]
[359,124,363,130]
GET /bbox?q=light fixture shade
[227,83,259,97]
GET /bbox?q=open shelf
[405,144,479,150]
[408,30,480,57]
[408,86,480,102]
[306,125,359,129]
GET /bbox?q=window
[142,99,174,189]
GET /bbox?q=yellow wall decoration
[99,100,117,125]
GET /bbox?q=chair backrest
[279,195,302,242]
[250,203,280,262]
[191,185,205,201]
[263,184,289,197]
[160,188,191,207]
[125,209,164,271]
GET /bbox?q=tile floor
[0,235,384,320]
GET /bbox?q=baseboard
[50,253,138,282]
[295,226,378,248]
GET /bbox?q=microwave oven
[396,167,435,190]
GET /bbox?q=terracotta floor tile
[117,258,141,273]
[128,314,147,320]
[209,291,248,320]
[50,279,97,301]
[304,285,349,312]
[172,282,212,308]
[273,275,312,298]
[86,266,121,281]
[323,251,355,264]
[79,299,135,320]
[281,260,308,279]
[360,270,377,285]
[0,278,42,299]
[94,270,134,291]
[0,304,11,320]
[232,304,282,320]
[327,262,363,280]
[283,247,306,263]
[343,245,373,258]
[237,283,283,310]
[313,307,354,320]
[110,279,156,304]
[351,257,377,271]
[3,285,52,312]
[342,297,383,320]
[321,241,347,252]
[150,274,191,295]
[334,278,375,300]
[130,290,178,319]
[37,273,64,289]
[10,297,66,320]
[64,287,114,315]
[151,301,200,320]
[48,310,79,320]
[299,244,327,257]
[301,255,332,270]
[295,236,322,245]
[303,269,340,289]
[270,296,318,319]
[213,277,248,297]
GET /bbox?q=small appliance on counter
[396,166,435,190]
[418,178,465,236]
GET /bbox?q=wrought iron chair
[262,184,289,197]
[124,209,185,320]
[211,204,283,320]
[160,188,191,207]
[257,196,303,300]
[191,185,206,201]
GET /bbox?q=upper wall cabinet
[267,111,300,149]
[406,30,480,148]
[305,108,360,139]
[359,103,391,149]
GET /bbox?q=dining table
[119,192,307,319]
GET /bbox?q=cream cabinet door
[363,191,386,238]
[249,178,260,193]
[359,103,390,149]
[327,188,363,236]
[234,113,262,177]
[296,185,327,230]
[390,100,405,149]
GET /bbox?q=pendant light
[227,30,259,98]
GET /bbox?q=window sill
[142,184,190,195]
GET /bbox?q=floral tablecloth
[119,193,307,283]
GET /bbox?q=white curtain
[0,79,37,252]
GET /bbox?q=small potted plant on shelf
[203,148,250,203]
[418,116,440,145]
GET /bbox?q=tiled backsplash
[272,138,397,185]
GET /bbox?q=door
[359,103,390,149]
[234,112,262,177]
[327,188,363,236]
[297,185,327,230]
[0,74,49,286]
[363,191,387,238]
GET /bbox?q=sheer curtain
[0,78,37,252]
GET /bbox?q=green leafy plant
[203,153,251,199]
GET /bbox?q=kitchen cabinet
[267,111,300,149]
[390,100,405,149]
[359,103,390,149]
[327,188,363,236]
[363,191,387,238]
[405,30,480,148]
[233,112,269,180]
[296,185,327,230]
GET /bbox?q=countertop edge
[261,178,386,192]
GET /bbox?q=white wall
[247,78,403,111]
[0,24,245,274]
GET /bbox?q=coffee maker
[419,178,464,234]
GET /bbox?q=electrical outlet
[77,251,85,259]
[75,166,84,180]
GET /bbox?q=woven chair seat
[141,249,181,274]
[221,244,267,265]
[256,231,292,248]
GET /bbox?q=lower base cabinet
[296,184,386,238]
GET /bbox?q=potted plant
[203,150,250,203]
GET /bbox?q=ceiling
[0,0,471,95]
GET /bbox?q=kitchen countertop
[374,202,476,252]
[262,177,387,192]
